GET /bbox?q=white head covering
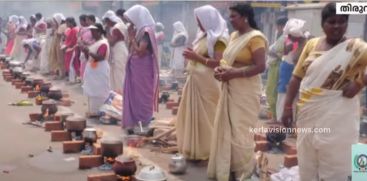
[172,21,188,45]
[95,17,102,24]
[283,18,306,38]
[18,16,28,30]
[22,38,37,46]
[193,5,229,58]
[156,22,164,31]
[53,13,65,25]
[102,10,123,24]
[124,5,155,34]
[8,15,19,25]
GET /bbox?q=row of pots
[1,55,184,181]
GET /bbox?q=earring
[244,19,248,23]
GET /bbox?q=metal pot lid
[42,99,57,105]
[9,61,23,65]
[101,137,122,145]
[13,67,23,73]
[136,165,167,181]
[25,77,34,81]
[66,116,86,122]
[49,87,62,92]
[84,128,97,132]
[115,155,134,163]
[171,154,185,160]
[21,72,31,76]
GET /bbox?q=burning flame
[35,85,40,91]
[106,157,115,164]
[43,108,49,118]
[118,175,132,181]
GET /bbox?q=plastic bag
[99,91,123,120]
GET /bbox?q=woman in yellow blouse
[175,5,229,161]
[281,3,367,180]
[207,3,267,181]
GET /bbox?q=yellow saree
[176,36,227,160]
[207,30,267,181]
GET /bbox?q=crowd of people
[1,2,367,181]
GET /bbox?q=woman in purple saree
[123,5,159,133]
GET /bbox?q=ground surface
[0,72,286,181]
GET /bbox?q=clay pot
[40,83,52,96]
[101,138,123,158]
[41,99,58,116]
[112,155,137,177]
[65,116,86,132]
[32,79,44,89]
[48,89,63,100]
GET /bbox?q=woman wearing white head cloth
[175,5,229,161]
[208,3,268,181]
[49,13,67,79]
[39,18,53,74]
[10,16,28,64]
[169,21,188,76]
[22,38,41,70]
[155,22,165,68]
[80,23,110,117]
[103,10,128,94]
[122,5,159,133]
[276,18,309,122]
[4,15,18,55]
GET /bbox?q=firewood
[145,127,175,141]
[161,146,178,153]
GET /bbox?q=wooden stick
[145,127,176,141]
[161,146,178,153]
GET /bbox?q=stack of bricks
[87,172,117,181]
[63,140,84,153]
[254,133,270,152]
[282,141,298,168]
[78,141,104,169]
[79,155,104,169]
[51,130,71,142]
[45,121,63,132]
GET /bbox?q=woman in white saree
[170,21,188,77]
[81,24,110,117]
[207,4,267,181]
[176,5,229,161]
[281,3,367,181]
[103,10,128,94]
